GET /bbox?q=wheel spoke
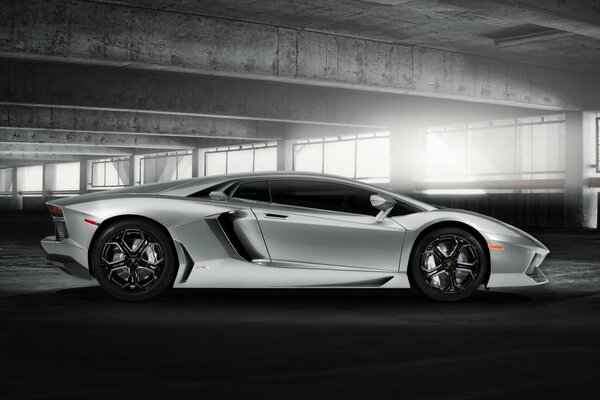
[457,260,477,268]
[134,239,149,255]
[455,267,475,285]
[432,244,446,261]
[117,236,133,256]
[106,263,128,280]
[425,265,445,278]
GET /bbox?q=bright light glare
[424,132,466,177]
[357,137,389,180]
[324,140,354,177]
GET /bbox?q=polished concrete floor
[1,211,599,399]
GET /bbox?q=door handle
[264,213,288,219]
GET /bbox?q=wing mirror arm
[370,194,396,222]
[375,207,393,222]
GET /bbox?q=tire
[91,219,177,301]
[410,227,488,302]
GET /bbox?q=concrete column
[191,149,200,177]
[582,112,599,228]
[564,111,585,227]
[389,126,419,193]
[127,155,135,186]
[11,167,20,210]
[79,159,88,194]
[276,140,287,171]
[41,163,49,204]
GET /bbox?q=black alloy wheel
[91,219,177,301]
[410,227,488,302]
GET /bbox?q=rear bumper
[41,236,91,280]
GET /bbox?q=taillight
[48,205,63,218]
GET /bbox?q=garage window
[140,151,192,184]
[91,158,130,188]
[293,132,389,183]
[17,165,43,194]
[46,162,79,193]
[203,142,277,176]
[423,115,566,179]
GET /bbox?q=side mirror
[370,194,396,222]
[209,191,228,202]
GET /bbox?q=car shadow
[46,285,533,305]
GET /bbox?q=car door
[251,179,406,272]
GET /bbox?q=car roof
[163,171,436,211]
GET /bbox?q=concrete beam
[0,104,284,140]
[1,161,52,167]
[0,60,561,129]
[0,0,589,110]
[285,124,385,140]
[0,128,245,149]
[0,143,129,156]
[0,154,83,165]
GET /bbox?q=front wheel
[410,227,488,302]
[91,219,177,301]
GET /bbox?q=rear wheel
[91,219,176,301]
[410,227,487,302]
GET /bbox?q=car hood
[435,208,546,248]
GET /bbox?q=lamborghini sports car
[41,172,549,302]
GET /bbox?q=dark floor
[1,212,599,399]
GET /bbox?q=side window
[232,181,270,202]
[269,180,379,216]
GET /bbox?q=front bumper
[482,231,549,288]
[41,236,91,280]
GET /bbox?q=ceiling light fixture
[483,24,574,49]
[494,29,574,48]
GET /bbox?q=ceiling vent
[482,24,573,48]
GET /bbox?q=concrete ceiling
[91,0,600,73]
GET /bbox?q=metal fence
[422,115,566,178]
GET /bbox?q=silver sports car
[41,172,549,302]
